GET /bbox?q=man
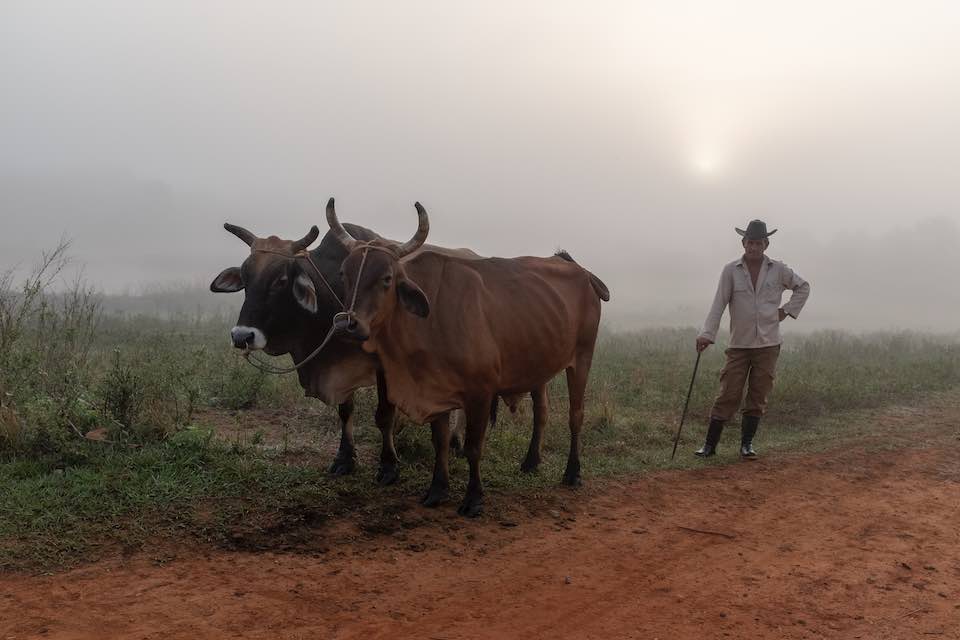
[694,219,810,458]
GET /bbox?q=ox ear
[210,267,244,293]
[292,272,318,314]
[396,278,430,318]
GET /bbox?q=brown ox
[325,198,610,516]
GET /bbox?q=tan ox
[325,198,609,516]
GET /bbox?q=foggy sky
[2,1,959,331]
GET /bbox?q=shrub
[97,349,146,434]
[214,359,269,410]
[0,242,102,455]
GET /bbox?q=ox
[209,220,515,484]
[325,198,610,516]
[210,222,402,481]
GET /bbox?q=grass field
[2,260,960,571]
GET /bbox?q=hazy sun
[691,148,725,177]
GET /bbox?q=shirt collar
[736,254,773,267]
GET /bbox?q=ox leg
[329,394,358,476]
[422,412,451,507]
[458,397,492,518]
[449,409,466,457]
[374,371,401,486]
[563,353,594,487]
[521,385,548,473]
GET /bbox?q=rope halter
[240,242,398,375]
[240,247,343,375]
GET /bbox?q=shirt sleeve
[780,264,810,319]
[699,264,732,341]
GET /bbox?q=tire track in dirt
[2,398,959,640]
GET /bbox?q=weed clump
[0,242,101,455]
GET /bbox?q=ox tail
[554,249,611,302]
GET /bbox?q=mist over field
[2,1,959,331]
[7,9,960,621]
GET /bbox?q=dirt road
[3,402,959,639]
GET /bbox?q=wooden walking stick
[671,351,702,460]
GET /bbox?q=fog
[2,1,959,331]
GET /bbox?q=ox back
[370,250,604,425]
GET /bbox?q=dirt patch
[2,408,960,639]
[193,405,339,452]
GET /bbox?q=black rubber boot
[740,415,760,459]
[695,418,725,457]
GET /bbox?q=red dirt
[3,411,959,639]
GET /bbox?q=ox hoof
[561,472,582,487]
[328,456,357,476]
[375,465,400,486]
[421,485,450,508]
[520,456,541,474]
[457,498,484,518]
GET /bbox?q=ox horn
[394,202,430,258]
[291,225,320,253]
[325,197,359,251]
[223,223,257,246]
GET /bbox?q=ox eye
[273,275,288,289]
[382,274,393,288]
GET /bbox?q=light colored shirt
[699,255,810,349]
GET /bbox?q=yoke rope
[252,247,345,309]
[242,323,338,375]
[240,247,344,375]
[241,242,393,375]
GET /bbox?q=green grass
[2,320,960,572]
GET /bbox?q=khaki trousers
[710,345,781,421]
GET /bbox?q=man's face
[742,238,768,260]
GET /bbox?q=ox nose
[231,328,255,349]
[333,312,367,341]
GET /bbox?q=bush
[97,349,146,434]
[214,359,268,410]
[0,242,102,455]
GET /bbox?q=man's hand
[778,309,788,322]
[696,336,713,352]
